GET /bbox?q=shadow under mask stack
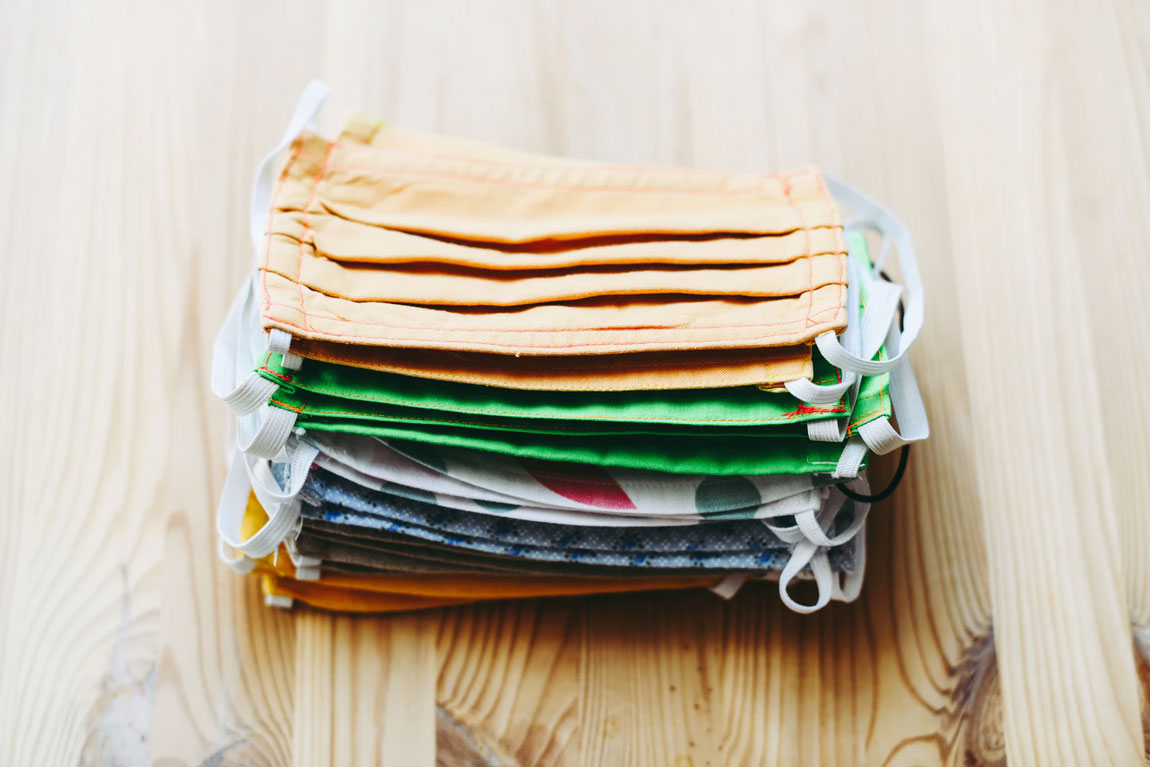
[213,83,928,615]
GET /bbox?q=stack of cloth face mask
[213,82,927,615]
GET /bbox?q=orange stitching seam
[271,396,828,434]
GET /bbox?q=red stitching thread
[259,366,294,384]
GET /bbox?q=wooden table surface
[3,1,1149,765]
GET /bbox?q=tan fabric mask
[267,218,844,306]
[290,337,813,392]
[257,120,848,360]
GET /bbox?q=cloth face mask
[256,345,864,430]
[335,114,840,244]
[258,128,849,357]
[291,526,854,578]
[297,473,863,571]
[294,418,851,476]
[255,344,891,447]
[307,430,826,522]
[313,450,826,526]
[258,570,729,614]
[300,467,835,557]
[240,488,860,613]
[240,496,731,610]
[302,505,794,570]
[286,340,814,392]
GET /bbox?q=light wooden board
[1,1,1147,765]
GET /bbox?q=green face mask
[301,420,855,476]
[258,349,872,430]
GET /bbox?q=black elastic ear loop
[878,269,906,328]
[837,444,910,504]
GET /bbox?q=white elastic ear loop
[825,481,871,603]
[216,446,258,574]
[831,525,867,603]
[819,174,924,376]
[829,437,868,479]
[231,285,297,462]
[771,481,871,612]
[211,277,280,415]
[236,405,297,460]
[244,438,318,511]
[216,440,319,562]
[763,483,842,541]
[267,328,302,371]
[249,80,331,256]
[792,484,872,547]
[764,504,831,613]
[856,319,930,454]
[215,450,259,571]
[777,541,833,614]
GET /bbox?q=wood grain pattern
[292,611,437,767]
[1,1,1147,765]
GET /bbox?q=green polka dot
[694,476,760,514]
[699,506,760,520]
[382,481,437,506]
[474,499,520,513]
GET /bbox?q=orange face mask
[288,339,814,392]
[257,120,848,362]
